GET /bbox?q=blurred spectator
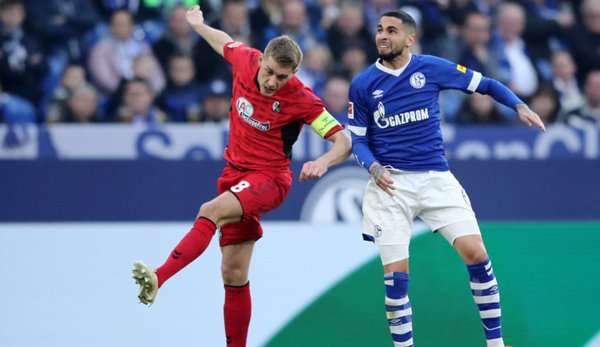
[46,64,88,122]
[455,93,506,124]
[441,11,501,121]
[250,0,283,44]
[88,10,160,94]
[551,50,584,113]
[529,84,560,124]
[446,0,477,26]
[104,54,165,120]
[327,2,375,62]
[337,44,368,79]
[400,1,450,55]
[213,0,253,44]
[158,55,203,122]
[521,0,575,75]
[94,0,207,25]
[564,70,600,125]
[116,77,167,124]
[447,0,503,20]
[197,79,230,124]
[194,0,250,82]
[132,54,165,94]
[153,5,198,74]
[492,2,540,99]
[262,0,322,51]
[0,0,47,106]
[456,12,502,79]
[94,0,168,43]
[24,0,99,60]
[364,0,398,35]
[297,43,332,96]
[566,0,600,82]
[48,83,100,123]
[0,82,36,124]
[323,76,350,123]
[307,0,339,31]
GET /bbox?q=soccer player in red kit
[132,5,351,347]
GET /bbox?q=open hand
[516,103,546,132]
[185,5,205,27]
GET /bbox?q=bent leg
[155,191,244,287]
[222,241,254,347]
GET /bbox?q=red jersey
[222,42,342,171]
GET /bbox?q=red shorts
[217,163,292,246]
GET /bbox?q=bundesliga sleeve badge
[348,101,354,119]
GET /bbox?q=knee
[221,263,246,286]
[462,245,488,265]
[198,201,220,222]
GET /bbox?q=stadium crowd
[0,0,598,126]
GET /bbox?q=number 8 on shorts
[231,180,251,193]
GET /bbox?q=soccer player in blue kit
[348,10,545,347]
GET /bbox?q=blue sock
[385,272,414,347]
[467,258,505,347]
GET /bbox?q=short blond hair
[264,35,303,70]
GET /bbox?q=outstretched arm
[299,130,352,181]
[433,56,546,131]
[185,5,233,57]
[476,77,546,131]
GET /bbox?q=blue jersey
[348,54,485,172]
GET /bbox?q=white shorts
[362,170,480,265]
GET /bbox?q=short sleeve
[430,56,483,93]
[347,81,370,135]
[223,41,260,68]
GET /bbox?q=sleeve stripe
[348,125,367,136]
[467,71,482,92]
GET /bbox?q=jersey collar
[375,53,413,77]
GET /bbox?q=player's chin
[377,46,392,54]
[261,87,277,96]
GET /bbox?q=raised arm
[185,5,233,57]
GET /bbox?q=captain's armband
[310,109,341,138]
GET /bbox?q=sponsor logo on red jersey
[236,97,271,131]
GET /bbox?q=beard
[378,46,404,62]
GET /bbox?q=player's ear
[406,32,416,48]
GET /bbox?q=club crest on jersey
[236,97,270,131]
[409,72,426,89]
[374,225,383,238]
[272,101,280,113]
[372,89,384,99]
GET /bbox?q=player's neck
[380,52,411,71]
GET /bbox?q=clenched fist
[185,5,204,27]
